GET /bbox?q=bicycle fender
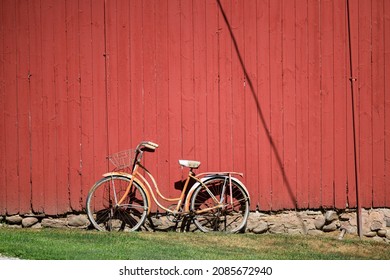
[102,172,152,215]
[183,175,250,213]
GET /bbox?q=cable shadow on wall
[216,0,297,210]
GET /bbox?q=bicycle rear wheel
[86,175,148,232]
[190,176,249,233]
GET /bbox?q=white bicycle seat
[178,160,201,169]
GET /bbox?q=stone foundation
[1,208,390,242]
[246,208,390,242]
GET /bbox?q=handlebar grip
[136,141,158,152]
[146,141,158,148]
[136,141,159,153]
[144,142,158,150]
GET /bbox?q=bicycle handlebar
[136,141,159,152]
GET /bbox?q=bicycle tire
[190,176,250,233]
[86,175,148,232]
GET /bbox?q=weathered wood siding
[1,0,390,215]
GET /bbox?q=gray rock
[340,223,357,234]
[68,215,89,227]
[382,208,390,218]
[369,211,383,221]
[314,216,326,230]
[284,222,299,230]
[305,210,323,216]
[377,229,387,237]
[6,215,23,225]
[363,231,377,238]
[22,217,39,228]
[252,221,268,234]
[325,210,338,223]
[268,224,286,234]
[41,218,67,228]
[349,216,357,226]
[250,212,269,218]
[303,220,316,231]
[339,213,352,221]
[307,229,324,236]
[0,216,3,222]
[386,231,390,240]
[372,236,384,242]
[323,221,339,232]
[287,228,303,235]
[370,221,383,231]
[385,218,390,227]
[149,217,163,227]
[7,224,22,229]
[31,223,42,229]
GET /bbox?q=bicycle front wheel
[86,175,148,232]
[190,176,250,233]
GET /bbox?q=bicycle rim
[86,175,148,232]
[190,177,249,233]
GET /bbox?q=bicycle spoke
[86,175,148,232]
[191,177,249,233]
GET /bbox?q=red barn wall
[1,0,390,215]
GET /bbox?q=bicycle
[86,141,250,233]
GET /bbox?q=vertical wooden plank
[231,0,246,179]
[87,0,106,212]
[29,0,45,213]
[256,0,272,211]
[66,0,83,212]
[181,0,195,161]
[92,0,108,176]
[307,0,321,208]
[358,0,373,208]
[256,2,268,209]
[143,0,158,179]
[193,0,208,169]
[372,0,385,207]
[142,0,160,201]
[129,0,144,148]
[79,0,95,204]
[155,0,170,199]
[385,0,390,207]
[16,0,32,213]
[295,0,309,209]
[54,0,70,213]
[282,0,297,209]
[218,0,233,172]
[105,0,120,157]
[116,0,131,150]
[333,0,348,209]
[205,0,220,171]
[346,0,359,208]
[3,0,19,214]
[269,0,284,210]
[167,0,182,188]
[0,0,6,214]
[243,0,259,207]
[320,0,335,208]
[41,0,57,214]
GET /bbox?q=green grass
[0,228,389,260]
